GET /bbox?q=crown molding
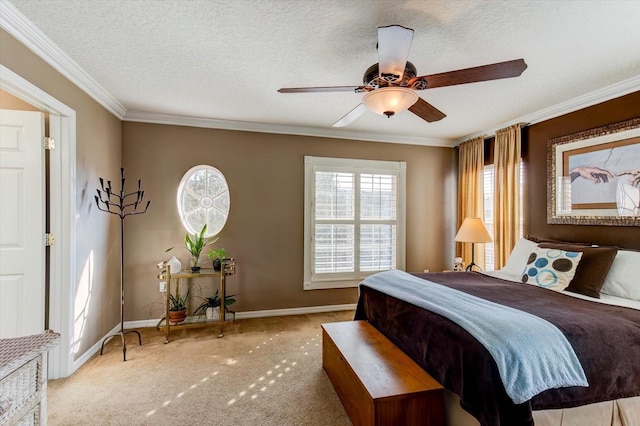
[123,110,455,147]
[4,0,636,147]
[0,0,451,147]
[0,0,127,118]
[0,0,450,147]
[458,74,640,144]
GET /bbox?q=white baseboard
[70,323,121,374]
[125,319,162,329]
[68,303,356,376]
[233,303,357,320]
[122,303,357,329]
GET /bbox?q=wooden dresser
[0,332,60,426]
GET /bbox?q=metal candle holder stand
[95,168,151,361]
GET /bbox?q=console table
[156,259,236,343]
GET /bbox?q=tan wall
[0,89,39,110]
[0,89,50,136]
[1,29,122,359]
[122,122,457,319]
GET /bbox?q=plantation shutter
[304,157,405,290]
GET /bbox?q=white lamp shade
[362,87,419,116]
[454,217,492,243]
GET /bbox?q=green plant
[207,248,227,261]
[169,288,191,312]
[194,289,236,316]
[166,224,218,269]
[208,248,228,271]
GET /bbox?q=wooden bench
[322,321,444,426]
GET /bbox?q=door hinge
[45,233,55,246]
[44,137,55,150]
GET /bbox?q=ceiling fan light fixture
[362,87,419,117]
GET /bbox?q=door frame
[1,64,76,378]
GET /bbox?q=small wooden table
[156,259,236,343]
[322,321,444,426]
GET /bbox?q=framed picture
[547,118,640,226]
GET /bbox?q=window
[304,156,406,290]
[483,162,524,271]
[177,165,230,237]
[483,166,496,270]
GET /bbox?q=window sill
[303,279,362,290]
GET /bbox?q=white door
[0,109,45,338]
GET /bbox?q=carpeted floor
[48,311,354,425]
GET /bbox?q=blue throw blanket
[361,270,588,404]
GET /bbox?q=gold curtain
[493,124,521,269]
[457,137,485,269]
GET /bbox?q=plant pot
[168,308,187,325]
[205,306,220,321]
[212,258,221,271]
[190,256,201,272]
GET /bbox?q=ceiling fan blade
[408,98,446,122]
[332,103,367,127]
[278,86,366,93]
[412,59,528,89]
[378,25,414,83]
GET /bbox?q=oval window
[177,165,230,237]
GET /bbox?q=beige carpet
[48,311,354,425]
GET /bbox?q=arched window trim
[177,165,230,238]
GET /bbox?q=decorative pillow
[538,242,618,298]
[521,247,583,291]
[601,250,640,301]
[500,238,539,278]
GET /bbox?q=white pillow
[601,250,640,301]
[501,238,539,278]
[521,247,583,291]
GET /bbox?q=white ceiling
[3,0,640,146]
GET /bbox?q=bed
[354,238,640,426]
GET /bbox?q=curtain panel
[494,124,521,269]
[457,137,485,269]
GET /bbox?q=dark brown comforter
[354,272,640,426]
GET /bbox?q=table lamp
[454,217,492,271]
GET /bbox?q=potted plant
[207,248,228,271]
[166,224,218,272]
[168,288,191,325]
[194,289,236,321]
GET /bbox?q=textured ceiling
[5,0,640,146]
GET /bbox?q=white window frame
[177,165,230,238]
[303,156,406,290]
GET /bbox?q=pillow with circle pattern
[537,242,618,298]
[521,247,583,291]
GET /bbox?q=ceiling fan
[278,25,527,127]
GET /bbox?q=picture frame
[547,117,640,226]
